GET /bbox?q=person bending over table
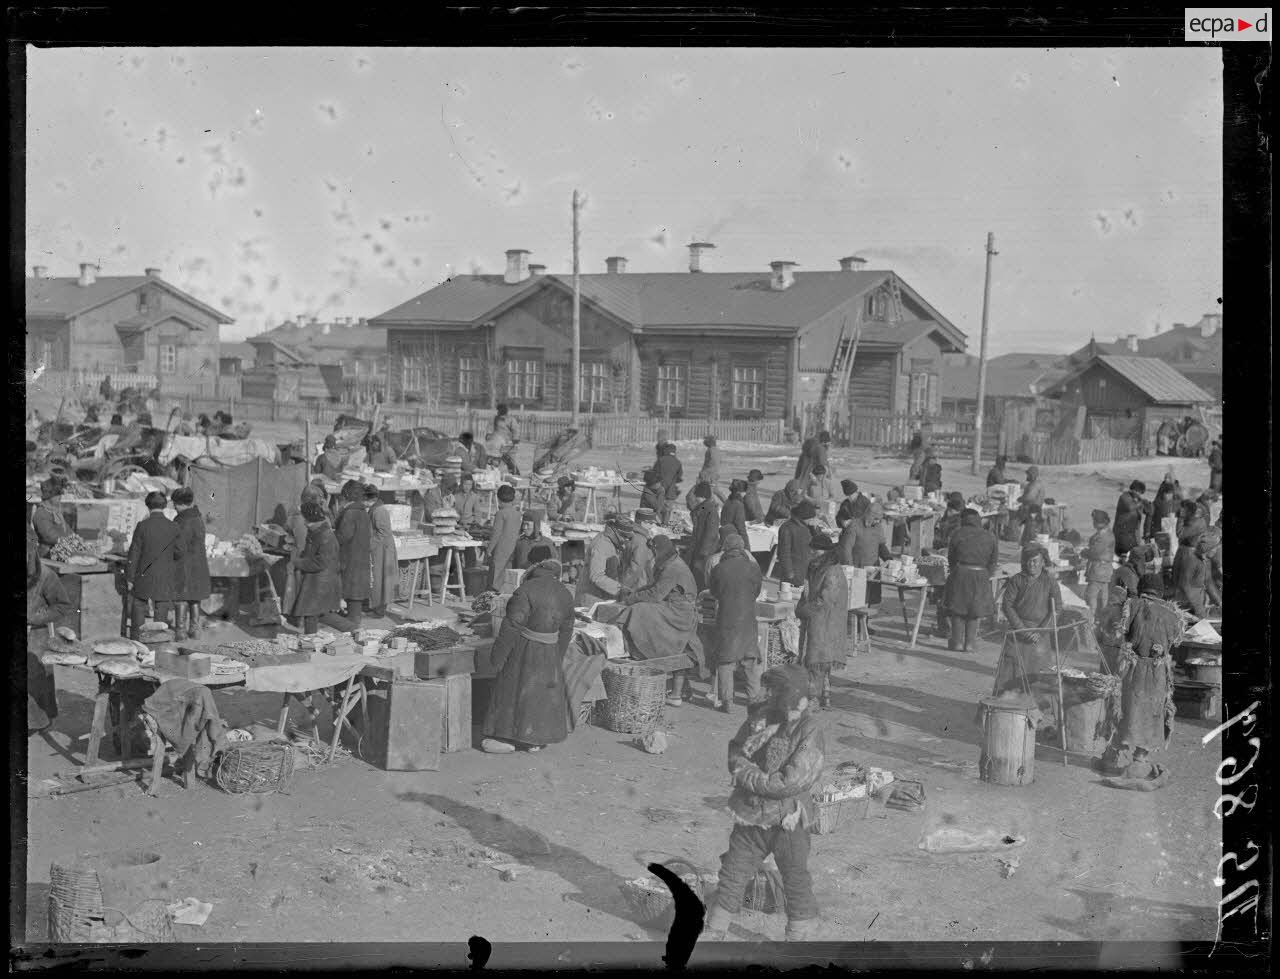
[942,509,999,652]
[481,546,576,755]
[765,479,806,527]
[574,514,633,605]
[619,508,658,592]
[994,545,1063,691]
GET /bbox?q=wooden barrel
[979,696,1036,786]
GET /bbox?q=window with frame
[909,371,932,415]
[399,342,427,397]
[122,332,145,367]
[458,355,483,397]
[506,358,542,402]
[580,361,609,408]
[866,290,889,320]
[656,362,687,409]
[159,343,177,374]
[732,365,765,412]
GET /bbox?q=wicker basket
[765,622,791,667]
[598,662,666,735]
[743,864,787,915]
[812,792,872,835]
[215,740,296,794]
[618,858,704,923]
[49,851,174,943]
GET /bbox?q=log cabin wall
[636,335,791,419]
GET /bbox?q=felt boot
[702,903,734,941]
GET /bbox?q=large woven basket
[215,740,295,794]
[618,858,704,923]
[765,622,790,667]
[598,662,666,735]
[49,850,174,943]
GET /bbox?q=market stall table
[432,538,487,603]
[392,535,440,612]
[882,509,939,559]
[41,554,124,639]
[205,551,285,627]
[577,479,625,524]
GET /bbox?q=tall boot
[964,617,980,651]
[948,616,965,652]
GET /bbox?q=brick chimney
[77,263,98,287]
[838,255,867,272]
[770,260,799,291]
[1123,334,1139,353]
[504,249,532,284]
[32,265,47,279]
[528,263,547,277]
[605,256,627,274]
[145,267,161,279]
[687,242,715,273]
[1200,313,1222,337]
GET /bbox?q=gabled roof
[245,335,305,363]
[1043,355,1215,405]
[938,361,1066,402]
[254,320,389,353]
[218,341,256,362]
[369,269,966,350]
[25,275,234,324]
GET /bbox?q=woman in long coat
[334,480,371,627]
[995,545,1064,689]
[170,487,212,639]
[776,501,816,588]
[708,533,764,713]
[481,549,576,753]
[292,500,343,634]
[1098,574,1181,775]
[1112,480,1149,556]
[604,535,702,667]
[942,509,1000,652]
[365,485,399,617]
[720,480,749,544]
[846,501,893,627]
[795,549,850,710]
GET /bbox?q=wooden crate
[428,674,472,753]
[362,679,444,771]
[414,645,476,680]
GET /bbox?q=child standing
[704,664,826,942]
[170,487,212,639]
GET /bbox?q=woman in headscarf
[292,499,343,634]
[334,479,372,627]
[795,549,850,710]
[995,545,1064,690]
[314,435,345,480]
[606,535,702,668]
[942,509,1000,652]
[32,476,70,557]
[1098,573,1181,776]
[765,479,804,526]
[481,546,576,754]
[27,533,72,733]
[365,484,399,618]
[720,479,749,544]
[284,484,326,620]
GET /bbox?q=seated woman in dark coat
[994,545,1064,690]
[481,546,576,754]
[942,509,999,652]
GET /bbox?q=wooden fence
[29,369,222,398]
[1023,432,1143,466]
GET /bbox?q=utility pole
[971,232,997,475]
[571,190,581,427]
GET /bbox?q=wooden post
[1050,599,1067,766]
[305,419,312,468]
[571,189,581,426]
[970,232,997,474]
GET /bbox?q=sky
[26,47,1223,355]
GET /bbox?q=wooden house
[1039,354,1215,448]
[1067,314,1223,402]
[25,264,233,396]
[368,247,966,429]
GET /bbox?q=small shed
[241,364,341,402]
[1040,355,1215,445]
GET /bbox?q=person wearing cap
[335,480,372,627]
[553,476,585,523]
[455,473,482,529]
[931,492,968,551]
[365,484,399,618]
[804,464,840,518]
[605,534,703,676]
[707,531,764,712]
[1112,544,1151,599]
[688,481,721,591]
[365,434,396,472]
[796,549,850,710]
[314,435,345,480]
[986,455,1008,489]
[170,486,211,639]
[919,452,943,496]
[481,545,576,754]
[720,479,749,544]
[655,442,684,503]
[765,478,807,527]
[703,524,740,583]
[125,491,179,638]
[575,513,633,605]
[1083,508,1117,619]
[1172,529,1220,617]
[795,430,831,485]
[1012,464,1046,541]
[638,470,667,526]
[777,500,817,588]
[941,509,999,652]
[292,499,344,634]
[994,545,1063,690]
[1112,480,1149,557]
[512,510,557,571]
[32,476,70,557]
[1207,438,1222,493]
[703,663,826,943]
[835,480,864,529]
[486,484,522,589]
[1019,502,1046,548]
[619,508,658,592]
[1176,494,1210,547]
[1098,572,1180,776]
[743,470,766,523]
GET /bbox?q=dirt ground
[21,439,1223,949]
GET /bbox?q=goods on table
[384,623,465,651]
[429,508,459,536]
[98,659,143,679]
[49,534,99,564]
[560,522,602,541]
[575,467,622,484]
[205,534,266,560]
[92,637,145,657]
[42,652,89,667]
[65,554,100,568]
[209,658,250,678]
[216,638,310,669]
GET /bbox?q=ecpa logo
[1185,8,1271,40]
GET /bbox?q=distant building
[218,341,256,378]
[368,246,967,427]
[25,264,233,396]
[245,316,386,401]
[1040,354,1216,449]
[1067,313,1222,400]
[938,352,1068,419]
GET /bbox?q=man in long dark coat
[481,547,576,754]
[794,431,830,483]
[125,491,179,638]
[292,500,344,634]
[776,501,816,588]
[796,549,850,710]
[1113,480,1150,556]
[688,482,721,591]
[171,486,212,639]
[720,479,749,544]
[334,480,372,627]
[709,533,765,713]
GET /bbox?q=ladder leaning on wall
[816,308,864,437]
